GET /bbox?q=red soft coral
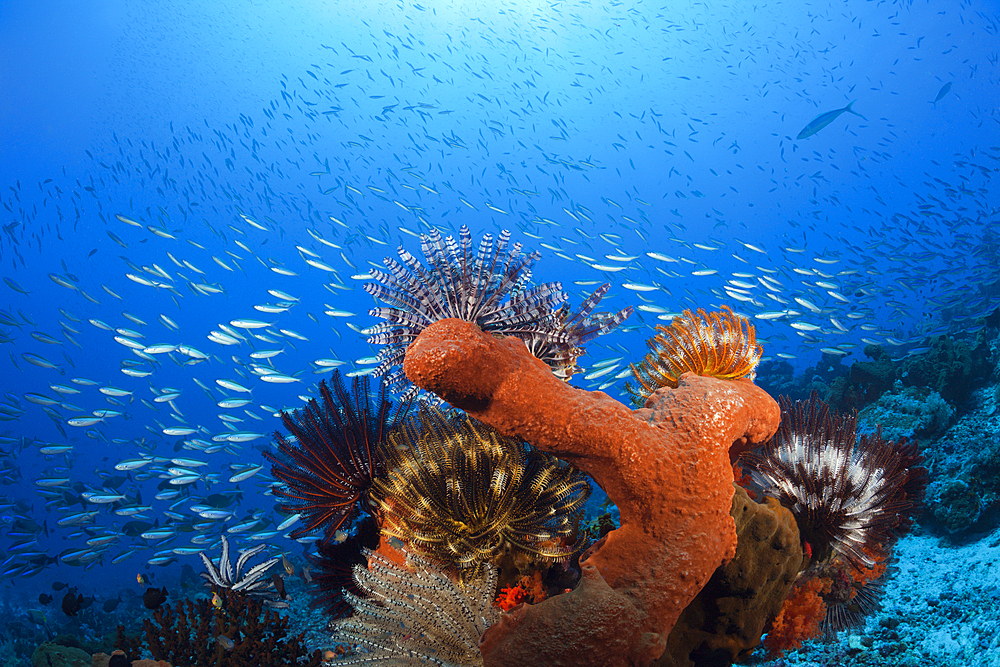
[495,572,548,612]
[763,577,829,656]
[495,582,529,612]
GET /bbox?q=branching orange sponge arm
[404,318,638,491]
[404,318,781,666]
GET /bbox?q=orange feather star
[625,305,762,405]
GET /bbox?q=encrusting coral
[625,305,762,405]
[403,317,781,666]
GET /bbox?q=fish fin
[845,100,868,121]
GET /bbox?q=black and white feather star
[520,282,633,379]
[330,548,499,666]
[199,535,285,606]
[741,393,927,569]
[364,225,631,397]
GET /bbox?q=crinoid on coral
[364,225,630,397]
[763,554,891,655]
[307,514,381,619]
[624,304,762,406]
[740,393,927,570]
[199,535,285,606]
[369,406,591,582]
[264,371,411,545]
[330,549,499,667]
[815,552,890,635]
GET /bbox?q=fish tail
[845,100,868,121]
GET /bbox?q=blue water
[0,0,997,663]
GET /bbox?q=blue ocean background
[1,0,998,664]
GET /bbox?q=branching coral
[761,557,888,656]
[369,406,591,581]
[741,393,927,569]
[330,549,499,666]
[625,305,762,406]
[365,225,629,398]
[127,588,320,667]
[264,371,411,545]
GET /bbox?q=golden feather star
[625,304,763,405]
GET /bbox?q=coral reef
[370,405,591,582]
[403,317,781,666]
[857,382,954,441]
[846,344,897,407]
[625,305,762,405]
[750,519,1000,666]
[330,549,499,666]
[900,334,991,406]
[31,642,90,667]
[919,386,1000,536]
[753,359,797,402]
[122,587,320,667]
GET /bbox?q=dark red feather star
[264,371,410,545]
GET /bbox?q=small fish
[22,352,61,371]
[116,458,152,471]
[142,586,168,610]
[217,379,252,394]
[116,214,142,227]
[3,277,30,295]
[212,591,224,609]
[932,81,952,107]
[82,492,126,504]
[796,100,867,139]
[230,319,274,329]
[259,374,300,384]
[229,464,264,482]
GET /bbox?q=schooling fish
[796,100,867,139]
